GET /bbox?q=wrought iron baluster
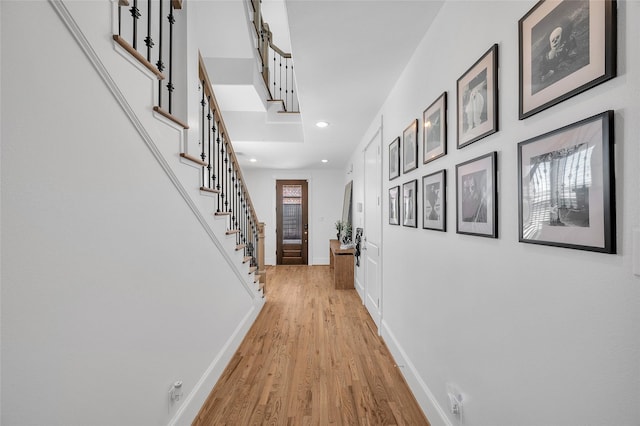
[285,57,289,111]
[207,99,213,189]
[200,85,206,188]
[167,2,175,113]
[118,2,122,36]
[156,0,165,108]
[210,112,216,191]
[279,53,283,101]
[219,134,226,213]
[224,142,230,213]
[130,0,140,50]
[216,128,222,210]
[144,0,154,61]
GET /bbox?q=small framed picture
[422,170,446,232]
[456,152,498,238]
[403,119,418,173]
[519,0,616,119]
[457,44,499,149]
[423,92,447,164]
[402,180,418,228]
[389,186,400,226]
[518,111,615,253]
[389,137,400,180]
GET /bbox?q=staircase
[92,0,267,297]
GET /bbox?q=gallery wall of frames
[387,0,617,253]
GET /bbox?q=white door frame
[362,117,383,332]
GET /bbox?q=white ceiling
[198,0,444,170]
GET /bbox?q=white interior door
[363,129,382,329]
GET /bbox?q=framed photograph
[518,111,615,253]
[389,186,400,225]
[457,44,499,149]
[519,0,616,119]
[403,119,418,173]
[422,170,446,232]
[389,137,400,180]
[456,152,498,238]
[423,92,447,164]
[402,180,418,228]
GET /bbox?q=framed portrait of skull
[456,44,499,149]
[519,0,617,119]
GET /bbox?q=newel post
[258,222,266,287]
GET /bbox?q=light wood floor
[193,265,429,425]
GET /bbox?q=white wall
[349,1,640,425]
[1,1,260,425]
[243,168,345,265]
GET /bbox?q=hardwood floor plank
[193,265,429,425]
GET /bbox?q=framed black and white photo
[402,180,418,228]
[403,119,418,173]
[422,170,446,232]
[389,186,400,225]
[457,44,499,149]
[519,0,616,119]
[423,92,447,164]
[456,152,498,238]
[518,111,615,253]
[389,137,400,180]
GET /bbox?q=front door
[276,180,308,265]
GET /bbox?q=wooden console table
[329,239,355,289]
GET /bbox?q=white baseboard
[169,297,266,425]
[380,320,453,426]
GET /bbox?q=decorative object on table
[456,152,498,238]
[340,222,353,246]
[389,186,400,225]
[335,220,344,240]
[422,169,446,232]
[457,44,499,149]
[518,110,615,253]
[518,0,616,119]
[389,137,400,180]
[403,119,418,173]
[423,92,447,164]
[354,227,363,267]
[402,180,418,228]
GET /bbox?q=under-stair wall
[1,1,263,425]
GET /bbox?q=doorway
[363,128,382,330]
[276,180,308,265]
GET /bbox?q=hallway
[193,265,429,425]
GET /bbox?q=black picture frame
[402,180,418,228]
[389,186,400,226]
[403,120,418,173]
[457,44,499,149]
[518,111,615,253]
[423,92,447,164]
[422,169,446,232]
[518,0,617,119]
[389,137,400,180]
[456,152,498,238]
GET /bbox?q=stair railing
[197,53,265,291]
[114,0,185,126]
[250,0,299,113]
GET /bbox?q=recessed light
[249,158,257,163]
[316,121,330,128]
[321,159,329,163]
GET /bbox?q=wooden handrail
[112,35,165,80]
[198,52,260,227]
[269,41,291,59]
